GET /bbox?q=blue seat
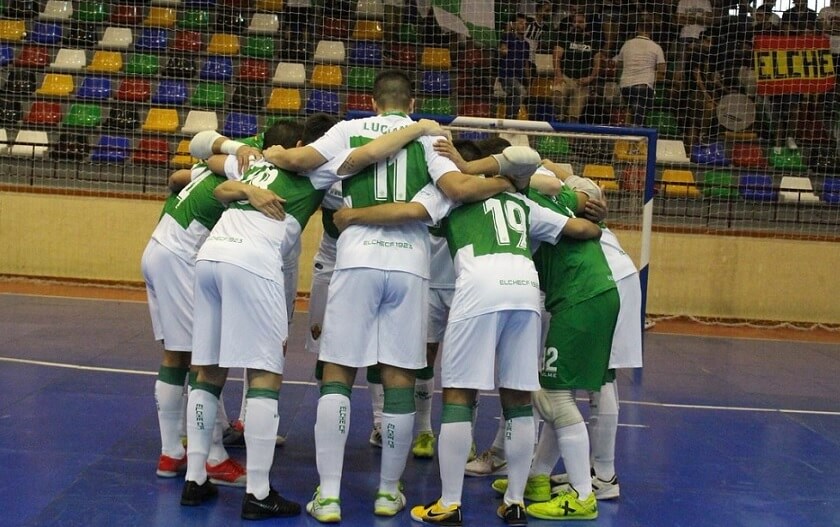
[739,173,777,201]
[690,142,729,166]
[76,77,112,100]
[29,22,63,45]
[822,177,840,205]
[305,90,341,115]
[152,80,188,105]
[200,56,233,81]
[91,135,131,163]
[0,45,14,66]
[420,70,451,94]
[135,28,169,51]
[222,112,258,138]
[456,131,491,142]
[349,41,382,65]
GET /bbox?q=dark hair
[263,120,304,149]
[372,70,413,110]
[452,139,482,162]
[302,113,339,145]
[476,137,512,156]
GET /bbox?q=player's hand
[417,118,449,139]
[433,138,468,171]
[583,197,608,223]
[246,187,286,220]
[333,208,356,232]
[261,145,285,166]
[235,145,263,174]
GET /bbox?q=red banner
[753,34,835,95]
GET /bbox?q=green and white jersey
[306,112,459,278]
[440,191,568,323]
[528,189,616,314]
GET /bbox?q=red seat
[238,59,270,83]
[110,4,142,25]
[456,46,492,73]
[384,44,417,67]
[171,31,202,53]
[320,17,350,39]
[133,138,170,165]
[15,45,50,68]
[116,79,151,102]
[621,166,646,192]
[346,92,373,112]
[731,143,767,168]
[459,100,491,117]
[24,101,62,125]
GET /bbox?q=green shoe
[491,474,551,502]
[305,487,341,523]
[412,430,435,458]
[526,488,598,521]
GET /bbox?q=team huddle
[141,70,643,525]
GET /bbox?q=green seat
[178,9,210,30]
[63,103,102,128]
[645,111,679,137]
[418,97,453,115]
[75,1,108,22]
[191,82,226,108]
[125,54,160,76]
[242,36,275,58]
[768,147,807,171]
[702,170,739,199]
[536,136,570,158]
[347,67,376,91]
[265,115,297,127]
[398,23,418,44]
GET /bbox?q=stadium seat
[11,129,49,157]
[76,76,111,99]
[135,28,169,51]
[383,44,417,67]
[200,56,233,81]
[347,66,376,91]
[459,100,492,118]
[103,105,140,131]
[656,139,690,164]
[222,112,258,137]
[171,139,197,168]
[143,108,180,133]
[529,100,554,122]
[145,7,177,28]
[529,77,553,98]
[191,82,226,107]
[311,65,343,88]
[152,80,188,105]
[701,170,739,199]
[272,62,305,86]
[181,110,218,133]
[40,1,73,21]
[243,35,274,58]
[36,73,74,97]
[583,164,619,191]
[214,11,247,34]
[314,40,346,64]
[739,173,777,201]
[162,56,195,78]
[125,54,160,76]
[255,0,283,10]
[51,133,89,160]
[821,177,840,205]
[420,71,451,94]
[248,13,280,34]
[1,70,36,94]
[153,0,183,5]
[109,4,142,26]
[731,143,767,168]
[24,101,62,125]
[49,48,86,70]
[534,53,553,76]
[87,51,123,73]
[0,99,21,125]
[115,78,151,102]
[660,169,701,198]
[29,22,63,45]
[352,20,384,40]
[421,47,451,69]
[90,135,130,163]
[536,136,570,158]
[345,92,373,112]
[230,85,264,110]
[304,90,340,115]
[74,1,107,23]
[417,97,453,116]
[620,166,646,192]
[0,45,13,66]
[63,103,102,128]
[349,42,382,65]
[98,27,133,49]
[645,111,679,137]
[768,147,806,171]
[178,9,210,30]
[63,24,98,47]
[133,138,170,165]
[6,0,39,19]
[0,129,7,155]
[238,59,270,83]
[16,45,50,68]
[171,30,202,53]
[0,20,27,42]
[267,88,302,113]
[207,34,240,55]
[320,17,350,39]
[690,142,729,165]
[778,175,819,203]
[614,140,647,162]
[356,0,385,18]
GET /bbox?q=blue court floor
[0,293,838,527]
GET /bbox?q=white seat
[356,0,385,19]
[11,130,49,158]
[656,139,690,164]
[272,62,306,86]
[182,111,219,134]
[39,0,73,20]
[248,13,280,34]
[313,40,346,64]
[534,53,553,76]
[50,49,87,70]
[99,27,133,49]
[0,129,8,155]
[779,176,820,203]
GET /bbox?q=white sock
[491,411,506,453]
[438,421,471,506]
[244,397,279,500]
[530,424,561,476]
[207,402,230,466]
[238,369,249,423]
[155,380,186,458]
[185,389,218,484]
[369,382,384,428]
[379,411,415,494]
[557,421,593,499]
[590,382,618,480]
[178,376,189,438]
[314,393,350,499]
[503,415,535,506]
[414,377,434,433]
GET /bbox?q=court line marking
[2,356,838,417]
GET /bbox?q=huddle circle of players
[142,70,642,525]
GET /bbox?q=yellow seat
[207,34,240,55]
[86,51,123,73]
[661,169,701,198]
[495,104,529,121]
[144,7,177,28]
[36,73,75,97]
[255,0,284,11]
[352,20,384,40]
[171,139,198,168]
[310,64,343,88]
[142,108,180,133]
[529,77,553,98]
[421,47,451,69]
[583,164,620,191]
[614,140,648,162]
[0,20,27,42]
[267,88,301,112]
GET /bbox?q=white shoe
[306,488,341,523]
[373,489,406,516]
[369,425,382,448]
[464,448,507,477]
[550,472,620,500]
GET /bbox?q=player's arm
[336,119,447,176]
[189,130,262,173]
[167,169,193,193]
[263,145,327,173]
[435,145,540,195]
[213,180,286,220]
[333,202,431,232]
[560,217,602,240]
[437,172,515,203]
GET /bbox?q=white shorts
[141,239,194,352]
[192,261,288,374]
[610,273,644,369]
[319,268,428,369]
[441,310,541,392]
[305,233,337,355]
[283,235,301,322]
[427,287,454,344]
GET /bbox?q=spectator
[819,0,840,62]
[686,31,725,146]
[498,13,532,120]
[782,0,818,33]
[754,0,781,28]
[613,19,666,127]
[552,12,603,122]
[674,0,714,87]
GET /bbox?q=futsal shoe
[412,430,435,458]
[306,487,341,523]
[410,499,463,526]
[491,474,551,502]
[180,479,218,506]
[497,502,528,525]
[550,471,620,500]
[224,420,285,448]
[373,488,406,516]
[156,454,187,477]
[369,424,383,447]
[526,488,598,521]
[206,458,247,487]
[241,487,301,520]
[464,447,507,477]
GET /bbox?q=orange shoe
[156,454,187,478]
[206,458,247,487]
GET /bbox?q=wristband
[220,139,246,156]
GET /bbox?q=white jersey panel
[600,227,637,281]
[151,214,210,264]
